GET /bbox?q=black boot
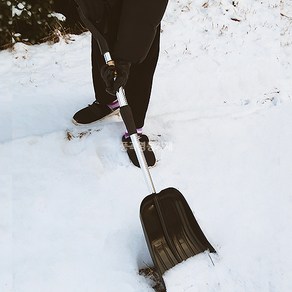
[72,101,119,125]
[122,134,156,167]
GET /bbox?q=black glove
[100,61,131,96]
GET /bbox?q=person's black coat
[75,0,168,63]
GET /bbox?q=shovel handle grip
[119,105,137,136]
[76,3,109,54]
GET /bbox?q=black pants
[91,28,160,129]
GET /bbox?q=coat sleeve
[112,0,168,63]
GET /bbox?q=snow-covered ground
[1,0,292,291]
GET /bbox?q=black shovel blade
[140,187,216,275]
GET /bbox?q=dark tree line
[0,0,85,50]
[0,1,13,49]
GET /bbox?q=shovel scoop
[141,187,216,275]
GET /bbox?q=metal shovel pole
[76,5,216,281]
[104,52,157,194]
[117,85,157,195]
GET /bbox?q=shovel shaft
[129,133,156,193]
[75,7,216,277]
[112,62,156,194]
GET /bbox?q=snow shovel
[76,4,216,276]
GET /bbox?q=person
[71,0,168,165]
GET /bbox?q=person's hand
[100,61,131,95]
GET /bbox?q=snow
[1,0,292,291]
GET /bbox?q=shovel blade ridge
[140,187,216,275]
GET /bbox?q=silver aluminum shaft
[103,52,156,194]
[116,89,156,194]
